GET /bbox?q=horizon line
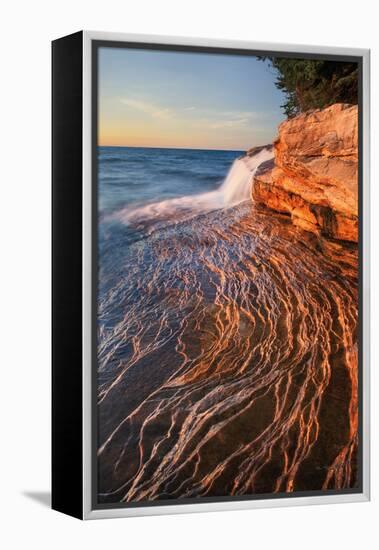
[98,144,251,152]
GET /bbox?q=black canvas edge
[52,30,84,519]
[90,40,364,512]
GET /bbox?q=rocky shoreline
[247,103,358,243]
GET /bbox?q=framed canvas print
[52,31,370,519]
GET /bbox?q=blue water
[98,146,244,216]
[98,146,245,309]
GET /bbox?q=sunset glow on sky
[98,47,285,150]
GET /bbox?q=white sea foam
[111,147,274,228]
[220,148,273,206]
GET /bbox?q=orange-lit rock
[252,103,358,242]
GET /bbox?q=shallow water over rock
[97,202,358,503]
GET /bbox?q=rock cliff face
[252,103,358,242]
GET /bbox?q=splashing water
[220,148,274,205]
[110,147,274,231]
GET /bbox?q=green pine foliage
[259,57,358,118]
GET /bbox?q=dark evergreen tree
[259,57,358,118]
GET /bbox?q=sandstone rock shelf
[252,103,358,242]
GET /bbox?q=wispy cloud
[191,111,257,130]
[120,97,258,129]
[209,118,251,129]
[120,98,174,120]
[219,110,258,119]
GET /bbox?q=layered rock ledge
[252,103,358,242]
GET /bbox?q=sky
[98,47,286,151]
